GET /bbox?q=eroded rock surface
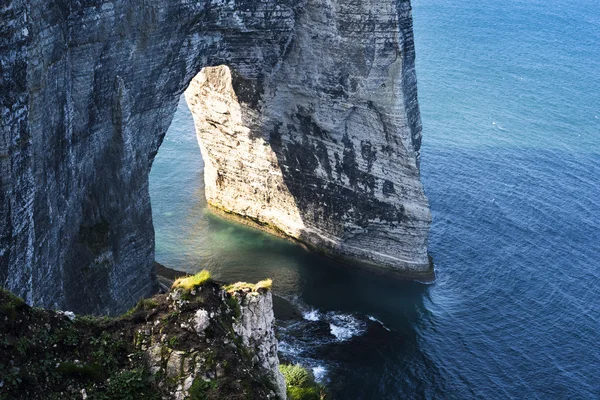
[231,287,287,399]
[0,0,430,314]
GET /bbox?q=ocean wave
[303,308,321,321]
[327,313,367,341]
[368,315,391,332]
[278,340,303,357]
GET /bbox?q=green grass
[172,270,212,291]
[280,364,312,387]
[0,288,28,321]
[254,279,273,291]
[280,364,327,400]
[189,376,217,399]
[56,362,105,382]
[224,278,272,293]
[122,298,159,318]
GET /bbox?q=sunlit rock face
[186,66,307,239]
[186,1,431,279]
[0,0,430,314]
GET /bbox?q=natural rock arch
[1,0,430,315]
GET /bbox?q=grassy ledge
[224,279,273,294]
[171,269,212,291]
[0,279,279,399]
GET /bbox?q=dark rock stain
[361,140,377,172]
[382,180,396,197]
[231,70,264,110]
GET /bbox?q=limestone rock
[233,290,287,399]
[166,350,185,378]
[0,283,283,399]
[147,344,164,375]
[193,309,210,335]
[0,0,430,314]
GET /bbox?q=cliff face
[231,286,286,399]
[0,280,286,399]
[0,0,430,314]
[186,0,432,273]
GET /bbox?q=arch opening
[150,62,432,282]
[149,65,307,281]
[1,0,431,316]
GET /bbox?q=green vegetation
[55,362,104,381]
[0,288,26,321]
[172,270,212,291]
[225,295,241,319]
[122,297,159,318]
[280,364,327,400]
[1,279,318,400]
[254,278,273,291]
[0,287,164,400]
[224,278,272,293]
[189,377,218,399]
[280,364,312,387]
[89,367,161,400]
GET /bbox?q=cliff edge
[0,274,288,399]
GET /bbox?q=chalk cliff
[185,0,431,278]
[0,0,430,314]
[230,284,287,399]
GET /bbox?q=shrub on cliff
[0,282,278,399]
[280,364,311,387]
[280,364,327,400]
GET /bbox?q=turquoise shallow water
[150,1,600,398]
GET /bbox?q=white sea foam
[278,340,303,357]
[303,308,320,321]
[328,313,366,341]
[492,121,507,131]
[312,365,327,382]
[368,315,391,332]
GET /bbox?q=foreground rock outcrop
[230,282,287,398]
[0,276,286,399]
[0,0,430,314]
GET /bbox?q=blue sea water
[150,0,600,398]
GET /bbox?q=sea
[149,0,600,398]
